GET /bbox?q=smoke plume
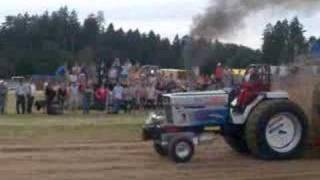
[192,0,320,40]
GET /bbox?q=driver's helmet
[244,68,253,82]
[244,68,259,82]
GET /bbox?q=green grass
[0,112,146,125]
[0,112,147,142]
[0,91,147,142]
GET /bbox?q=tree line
[262,17,311,65]
[0,7,316,78]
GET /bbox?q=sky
[0,0,320,49]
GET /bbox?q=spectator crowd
[0,60,235,115]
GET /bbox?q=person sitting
[236,68,269,112]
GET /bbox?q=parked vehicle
[7,76,25,90]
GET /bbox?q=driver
[237,67,265,112]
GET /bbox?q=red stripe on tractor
[163,126,180,133]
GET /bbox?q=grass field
[0,112,146,143]
[1,91,146,142]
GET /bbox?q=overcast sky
[0,0,320,49]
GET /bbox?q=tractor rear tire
[245,99,308,160]
[223,123,250,154]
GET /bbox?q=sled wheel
[246,99,308,160]
[168,137,194,163]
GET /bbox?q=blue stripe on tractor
[190,108,229,126]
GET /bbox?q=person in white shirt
[113,83,123,100]
[69,73,78,83]
[15,80,27,114]
[26,80,37,114]
[69,83,79,111]
[120,59,132,80]
[112,82,124,113]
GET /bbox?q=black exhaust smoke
[191,0,320,40]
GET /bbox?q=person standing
[95,85,107,110]
[26,80,36,114]
[45,82,57,114]
[106,86,112,113]
[223,68,233,88]
[215,62,224,89]
[16,80,27,114]
[57,83,67,112]
[120,59,131,81]
[130,82,138,110]
[146,84,156,109]
[69,83,79,111]
[137,82,146,111]
[0,80,8,114]
[82,81,93,114]
[112,82,124,113]
[122,84,131,112]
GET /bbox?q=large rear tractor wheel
[246,99,308,160]
[223,123,250,154]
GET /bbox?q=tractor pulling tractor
[142,65,309,163]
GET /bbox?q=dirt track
[0,137,320,180]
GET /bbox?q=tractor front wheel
[246,99,308,160]
[168,137,194,163]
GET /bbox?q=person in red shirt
[95,85,108,110]
[237,68,269,112]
